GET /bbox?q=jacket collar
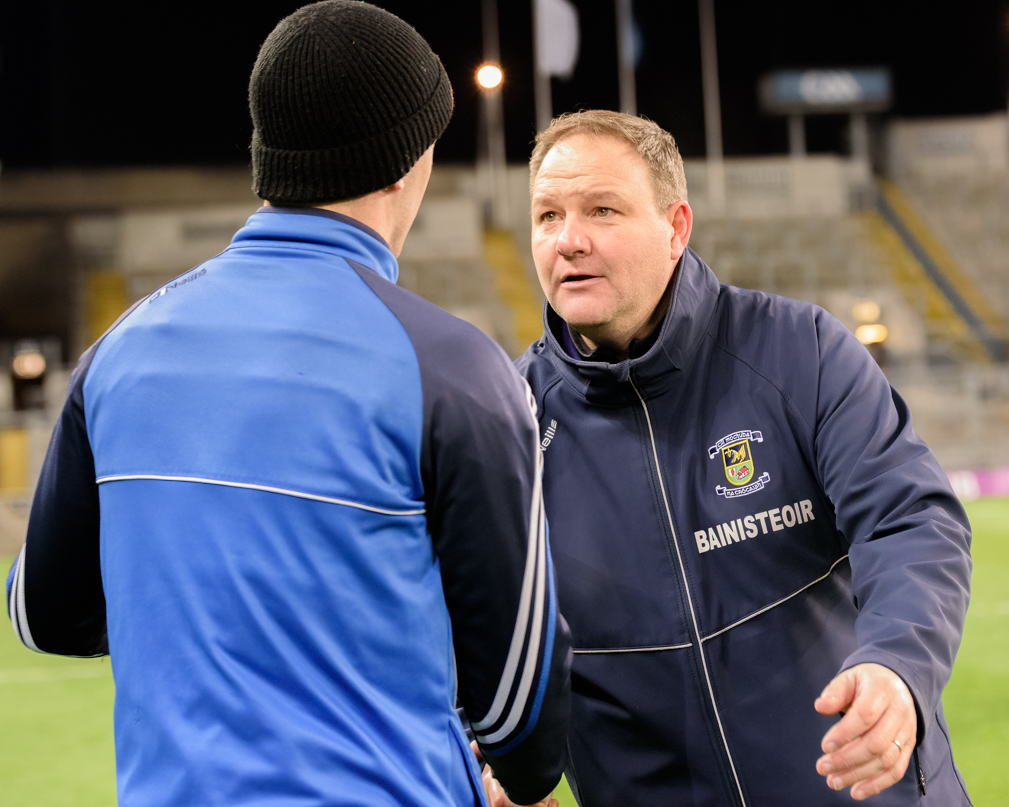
[542,248,720,402]
[229,206,399,284]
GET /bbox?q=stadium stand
[895,174,1009,323]
[2,115,1009,546]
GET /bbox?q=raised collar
[542,248,721,403]
[229,206,399,284]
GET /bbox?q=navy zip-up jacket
[516,248,971,806]
[7,207,570,807]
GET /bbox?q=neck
[264,194,403,255]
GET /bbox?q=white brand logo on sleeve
[540,419,558,452]
[694,499,815,554]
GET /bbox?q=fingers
[481,767,557,807]
[473,739,557,807]
[816,664,914,753]
[815,663,917,799]
[814,668,856,718]
[819,733,912,799]
[848,762,912,802]
[818,705,909,774]
[481,763,513,807]
[819,675,890,753]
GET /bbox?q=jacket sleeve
[811,310,971,743]
[422,336,571,806]
[6,345,107,657]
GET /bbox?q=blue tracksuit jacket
[516,248,972,806]
[6,207,570,807]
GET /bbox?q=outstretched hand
[814,662,917,801]
[470,741,560,807]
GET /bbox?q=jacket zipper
[913,748,927,795]
[630,378,748,807]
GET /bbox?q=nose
[556,217,589,259]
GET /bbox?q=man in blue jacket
[510,110,971,806]
[6,3,569,805]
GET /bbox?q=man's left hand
[814,662,917,801]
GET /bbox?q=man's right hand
[814,663,917,801]
[472,741,560,807]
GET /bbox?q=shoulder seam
[708,335,816,445]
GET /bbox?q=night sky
[2,0,1008,169]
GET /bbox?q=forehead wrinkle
[532,173,639,206]
[533,138,652,207]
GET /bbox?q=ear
[381,177,407,195]
[667,200,693,260]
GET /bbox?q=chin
[553,299,609,330]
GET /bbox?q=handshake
[472,742,561,807]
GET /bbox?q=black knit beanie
[249,0,454,204]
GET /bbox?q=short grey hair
[530,110,688,211]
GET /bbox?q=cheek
[531,240,557,280]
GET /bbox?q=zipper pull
[913,748,927,796]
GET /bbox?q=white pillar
[615,0,636,116]
[481,0,509,228]
[850,112,869,162]
[532,0,552,132]
[788,114,806,158]
[698,0,725,216]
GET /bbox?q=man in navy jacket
[508,110,971,806]
[6,4,569,805]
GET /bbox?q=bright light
[12,352,46,380]
[855,323,888,345]
[852,299,881,323]
[477,64,503,89]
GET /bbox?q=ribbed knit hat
[249,0,454,204]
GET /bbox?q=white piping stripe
[478,498,548,744]
[7,550,19,644]
[574,642,692,655]
[632,380,748,807]
[472,449,545,734]
[95,475,425,516]
[471,451,545,732]
[702,555,850,643]
[13,545,40,652]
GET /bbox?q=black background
[2,0,1008,168]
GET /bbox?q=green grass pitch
[2,496,1006,805]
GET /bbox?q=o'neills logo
[694,499,815,554]
[709,429,770,498]
[148,268,207,303]
[540,419,558,452]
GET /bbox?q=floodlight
[12,351,46,380]
[477,64,503,89]
[855,324,888,345]
[852,299,881,324]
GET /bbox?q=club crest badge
[708,430,770,499]
[722,439,754,485]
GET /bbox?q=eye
[596,207,613,217]
[540,211,557,223]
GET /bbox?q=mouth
[561,274,598,285]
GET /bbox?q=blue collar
[230,206,399,284]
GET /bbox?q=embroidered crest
[708,430,770,499]
[721,439,754,486]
